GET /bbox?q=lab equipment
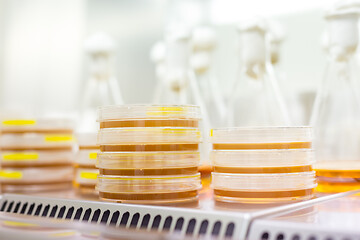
[74,132,99,197]
[0,118,75,193]
[80,33,123,133]
[211,127,316,203]
[227,20,290,127]
[96,104,202,204]
[190,26,226,128]
[311,7,360,193]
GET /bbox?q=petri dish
[212,149,314,174]
[212,171,316,203]
[97,173,201,204]
[1,182,72,193]
[98,127,201,146]
[211,127,312,150]
[0,166,73,193]
[98,105,201,125]
[0,133,75,150]
[1,150,74,167]
[97,151,200,176]
[314,161,360,178]
[74,167,98,196]
[77,132,98,149]
[75,149,98,167]
[99,143,199,152]
[316,177,360,193]
[1,118,74,134]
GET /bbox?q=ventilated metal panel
[0,194,249,239]
[2,191,359,240]
[248,219,360,240]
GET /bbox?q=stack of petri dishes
[96,105,202,204]
[314,161,360,194]
[74,132,99,196]
[211,127,316,203]
[0,119,75,193]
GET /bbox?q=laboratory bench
[0,188,359,240]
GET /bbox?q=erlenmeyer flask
[79,33,123,132]
[151,25,212,173]
[227,20,290,127]
[191,26,226,128]
[268,20,306,125]
[311,8,360,193]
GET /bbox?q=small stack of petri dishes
[74,132,99,197]
[0,119,75,193]
[211,127,316,203]
[96,105,202,204]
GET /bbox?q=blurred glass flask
[311,7,360,192]
[150,26,210,128]
[80,33,123,132]
[190,26,226,128]
[227,20,290,127]
[150,25,212,167]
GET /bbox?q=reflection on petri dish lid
[76,149,98,166]
[212,171,317,190]
[1,150,74,167]
[97,127,201,145]
[0,166,74,184]
[97,151,200,169]
[97,104,201,122]
[1,118,74,134]
[211,149,314,168]
[0,133,75,150]
[97,173,201,204]
[211,127,312,144]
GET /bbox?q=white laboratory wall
[0,0,338,123]
[86,0,166,104]
[0,0,85,117]
[0,0,4,95]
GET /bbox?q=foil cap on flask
[325,7,360,60]
[192,26,216,51]
[238,19,267,68]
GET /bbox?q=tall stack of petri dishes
[74,132,99,197]
[211,127,316,203]
[96,105,202,204]
[0,119,75,193]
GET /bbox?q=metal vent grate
[248,219,357,240]
[0,194,247,239]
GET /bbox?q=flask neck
[325,57,353,86]
[89,53,114,82]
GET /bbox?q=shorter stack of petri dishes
[0,119,75,193]
[96,105,202,204]
[74,132,99,197]
[211,127,316,203]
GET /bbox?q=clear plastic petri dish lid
[0,133,75,150]
[211,127,312,144]
[76,132,98,148]
[97,104,201,122]
[97,151,200,169]
[97,173,202,194]
[211,149,315,167]
[74,167,98,186]
[212,171,316,191]
[0,166,74,184]
[1,118,74,134]
[76,149,98,166]
[98,127,201,145]
[1,150,74,167]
